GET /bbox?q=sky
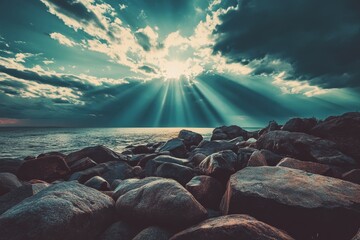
[0,0,359,127]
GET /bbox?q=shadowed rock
[352,228,360,240]
[0,172,22,195]
[133,226,172,240]
[155,162,195,186]
[211,125,248,141]
[282,117,317,133]
[68,157,97,172]
[190,138,241,161]
[66,145,128,165]
[0,181,115,240]
[178,130,203,148]
[277,157,332,175]
[156,138,187,158]
[38,151,66,159]
[115,178,207,228]
[84,176,110,191]
[258,120,280,136]
[98,220,140,240]
[170,214,294,240]
[144,155,189,177]
[237,147,257,169]
[0,158,23,174]
[220,166,360,240]
[17,155,70,182]
[68,161,134,185]
[186,175,224,209]
[257,130,356,167]
[248,149,282,167]
[342,169,360,184]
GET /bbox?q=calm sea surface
[0,128,215,159]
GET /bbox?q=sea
[0,128,214,159]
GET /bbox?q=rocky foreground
[0,112,360,240]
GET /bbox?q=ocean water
[0,128,214,159]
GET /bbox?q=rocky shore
[0,112,359,240]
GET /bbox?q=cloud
[50,32,77,47]
[139,65,157,74]
[213,0,360,90]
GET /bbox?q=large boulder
[282,117,317,133]
[249,149,282,166]
[277,157,332,175]
[258,120,280,136]
[178,130,203,148]
[211,125,248,141]
[0,181,115,240]
[220,167,360,240]
[190,138,241,160]
[170,214,294,240]
[199,150,238,183]
[257,130,356,167]
[156,138,187,158]
[98,221,139,240]
[84,176,110,191]
[0,183,49,215]
[68,157,97,173]
[144,155,190,177]
[237,147,258,169]
[69,161,134,185]
[0,172,22,195]
[66,145,128,165]
[0,158,22,174]
[113,177,161,200]
[17,155,70,182]
[155,162,195,186]
[185,175,224,209]
[133,226,172,240]
[115,178,207,228]
[311,112,360,162]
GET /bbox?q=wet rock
[311,112,360,162]
[258,120,280,136]
[277,157,332,175]
[156,138,187,158]
[211,125,248,141]
[220,166,360,240]
[69,161,134,185]
[199,150,238,183]
[133,226,172,240]
[170,214,294,240]
[113,177,160,200]
[155,162,195,186]
[66,145,128,165]
[84,176,111,191]
[257,130,356,167]
[17,155,70,182]
[116,178,207,228]
[68,157,97,172]
[342,169,360,184]
[282,117,317,133]
[186,175,224,209]
[0,172,22,195]
[0,183,49,215]
[0,181,115,240]
[178,129,203,148]
[144,155,190,177]
[190,138,240,160]
[247,149,282,167]
[0,158,23,174]
[98,220,139,240]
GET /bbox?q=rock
[84,176,110,191]
[17,155,70,182]
[0,172,22,195]
[68,161,134,185]
[132,145,154,154]
[190,153,207,166]
[0,158,23,174]
[133,226,172,240]
[342,169,360,184]
[170,214,294,240]
[156,138,187,158]
[190,138,240,160]
[247,149,282,167]
[211,125,248,141]
[186,176,224,209]
[98,221,139,240]
[199,150,238,183]
[116,178,207,228]
[113,177,160,200]
[352,228,360,240]
[282,117,317,133]
[311,112,360,162]
[144,155,190,177]
[66,145,128,165]
[68,157,97,172]
[237,147,257,169]
[277,157,332,175]
[38,151,66,159]
[258,120,280,136]
[220,166,360,240]
[257,130,356,167]
[178,130,203,148]
[155,162,195,186]
[0,181,115,240]
[0,183,48,215]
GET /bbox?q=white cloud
[119,4,127,10]
[50,32,76,47]
[43,60,54,65]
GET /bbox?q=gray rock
[178,130,203,148]
[133,226,172,240]
[156,138,187,158]
[98,221,139,240]
[68,157,97,172]
[211,125,248,141]
[144,155,189,177]
[155,162,195,186]
[0,172,23,195]
[84,176,110,191]
[113,177,161,200]
[0,158,22,174]
[282,117,317,133]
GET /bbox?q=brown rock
[342,169,360,184]
[277,157,332,175]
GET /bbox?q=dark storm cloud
[213,0,360,89]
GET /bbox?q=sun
[163,60,187,80]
